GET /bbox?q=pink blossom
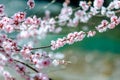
[54,27,62,33]
[111,16,118,22]
[96,20,109,32]
[41,58,51,67]
[27,0,35,9]
[0,54,6,66]
[107,22,116,29]
[114,0,120,9]
[96,24,107,33]
[67,33,75,44]
[20,45,31,60]
[1,38,18,54]
[72,18,79,27]
[90,7,99,15]
[87,31,96,37]
[12,12,26,23]
[80,15,89,23]
[52,60,59,66]
[24,17,33,25]
[24,16,40,26]
[61,7,72,16]
[4,24,14,33]
[0,22,4,29]
[15,64,26,74]
[31,73,49,80]
[106,11,115,17]
[31,58,38,65]
[75,31,86,41]
[79,1,89,11]
[3,71,15,80]
[75,10,85,18]
[94,0,104,9]
[18,31,29,38]
[0,4,5,17]
[58,6,72,23]
[101,7,106,15]
[32,16,41,25]
[111,16,120,25]
[2,41,12,53]
[107,0,120,10]
[107,2,115,10]
[1,17,13,25]
[44,10,50,20]
[101,20,109,26]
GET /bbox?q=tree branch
[30,45,52,50]
[14,59,39,73]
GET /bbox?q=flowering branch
[96,9,120,17]
[14,59,39,73]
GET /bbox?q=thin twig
[14,59,39,73]
[31,45,52,50]
[96,9,120,17]
[44,0,56,9]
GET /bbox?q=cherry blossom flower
[114,0,120,9]
[27,0,35,9]
[106,11,115,17]
[0,54,7,66]
[4,24,14,33]
[79,1,89,11]
[12,12,26,22]
[101,7,106,15]
[15,64,26,74]
[75,10,85,18]
[58,6,72,24]
[87,31,96,37]
[3,71,15,80]
[111,16,120,25]
[52,60,60,66]
[107,1,115,10]
[93,0,104,9]
[107,22,116,29]
[18,31,29,39]
[1,17,13,25]
[20,45,32,60]
[0,4,5,17]
[90,7,99,15]
[41,58,51,67]
[96,20,108,33]
[1,38,17,54]
[31,73,49,80]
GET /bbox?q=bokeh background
[0,0,120,80]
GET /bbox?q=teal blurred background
[0,0,120,80]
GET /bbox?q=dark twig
[31,45,52,50]
[14,59,39,73]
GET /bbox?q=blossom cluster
[0,37,65,80]
[0,0,120,80]
[51,31,86,50]
[51,15,120,50]
[57,0,120,29]
[0,34,18,54]
[96,15,120,32]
